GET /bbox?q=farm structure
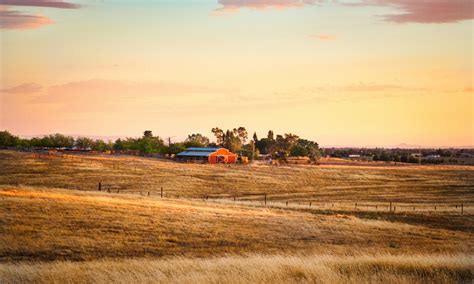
[176,147,237,164]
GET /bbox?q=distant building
[348,154,361,158]
[176,147,237,164]
[426,154,441,159]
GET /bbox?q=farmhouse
[176,147,237,164]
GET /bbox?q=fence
[28,151,472,217]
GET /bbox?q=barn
[176,147,237,164]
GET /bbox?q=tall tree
[0,131,19,148]
[211,127,225,145]
[236,127,248,144]
[267,130,274,141]
[143,130,153,138]
[185,133,210,147]
[75,137,94,149]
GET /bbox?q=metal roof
[184,147,221,152]
[176,151,214,157]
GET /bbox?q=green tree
[211,127,225,145]
[47,133,74,148]
[75,137,94,149]
[0,131,19,147]
[255,138,272,154]
[143,130,153,138]
[167,143,186,155]
[113,138,125,151]
[212,127,247,153]
[297,139,320,160]
[92,139,110,151]
[138,136,163,154]
[185,133,210,147]
[290,144,308,157]
[252,132,258,143]
[267,130,274,140]
[235,127,248,144]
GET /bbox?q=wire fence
[27,151,474,217]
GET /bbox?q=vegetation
[324,147,474,164]
[0,129,322,161]
[1,254,472,284]
[4,129,471,164]
[0,151,472,282]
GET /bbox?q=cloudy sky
[0,0,472,147]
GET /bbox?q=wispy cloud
[0,0,79,30]
[0,0,80,9]
[344,0,474,24]
[26,79,236,112]
[214,0,321,15]
[0,82,43,93]
[214,0,473,24]
[464,87,474,93]
[309,34,336,40]
[0,9,51,29]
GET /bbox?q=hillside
[0,150,473,282]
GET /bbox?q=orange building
[176,147,237,164]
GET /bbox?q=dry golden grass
[0,150,473,282]
[1,254,472,284]
[0,186,472,262]
[0,150,472,205]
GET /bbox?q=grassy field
[0,150,472,204]
[2,254,472,283]
[0,150,473,282]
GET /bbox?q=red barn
[176,147,237,164]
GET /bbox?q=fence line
[27,152,472,217]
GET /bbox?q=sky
[0,0,473,147]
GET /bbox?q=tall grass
[1,254,472,283]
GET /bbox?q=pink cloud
[27,79,235,112]
[1,83,43,93]
[347,0,474,23]
[0,9,52,29]
[0,0,79,9]
[214,0,320,15]
[0,0,79,30]
[309,34,336,40]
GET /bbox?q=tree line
[0,128,322,160]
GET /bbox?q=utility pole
[167,137,172,159]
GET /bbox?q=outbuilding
[176,147,237,164]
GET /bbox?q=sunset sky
[0,0,473,147]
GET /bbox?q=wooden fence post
[161,187,163,198]
[98,182,101,191]
[264,194,267,207]
[389,201,392,213]
[461,203,464,215]
[309,201,312,207]
[286,201,288,207]
[355,202,357,210]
